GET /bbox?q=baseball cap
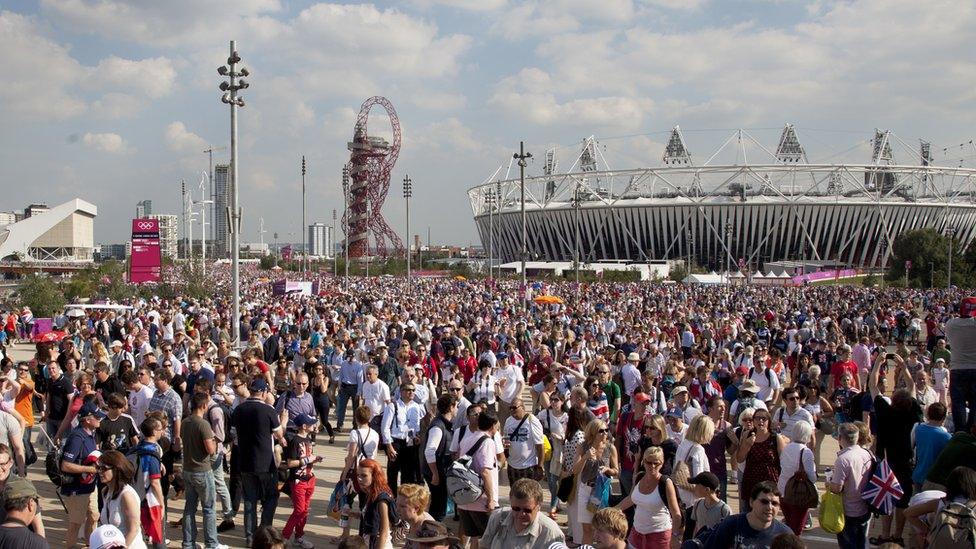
[671,386,688,396]
[249,378,269,392]
[110,340,122,348]
[627,352,640,361]
[735,366,749,376]
[633,392,651,404]
[665,408,682,418]
[89,525,127,549]
[689,471,720,490]
[2,477,37,500]
[496,351,509,360]
[960,297,976,318]
[936,357,946,364]
[293,413,317,427]
[405,520,460,544]
[78,402,107,420]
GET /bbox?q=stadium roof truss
[470,127,976,268]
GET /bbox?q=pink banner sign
[791,268,859,284]
[129,218,161,283]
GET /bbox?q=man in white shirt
[670,386,703,424]
[110,341,134,375]
[749,359,781,404]
[621,352,642,401]
[494,353,524,427]
[503,399,544,485]
[423,394,457,521]
[381,382,424,494]
[123,367,155,427]
[360,365,391,432]
[772,386,814,437]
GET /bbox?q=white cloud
[81,132,131,154]
[410,0,508,11]
[89,56,177,99]
[164,122,208,153]
[410,117,483,153]
[490,0,634,40]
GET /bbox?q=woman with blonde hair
[90,341,110,368]
[569,418,619,545]
[675,415,714,539]
[395,484,435,549]
[615,447,682,548]
[640,414,676,475]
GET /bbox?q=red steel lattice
[345,96,404,258]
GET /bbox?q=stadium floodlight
[514,142,532,308]
[239,67,250,77]
[218,66,228,76]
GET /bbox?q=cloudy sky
[2,0,975,247]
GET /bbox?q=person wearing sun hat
[620,352,642,402]
[405,519,461,549]
[88,524,127,549]
[945,296,976,432]
[0,477,46,548]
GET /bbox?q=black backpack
[208,401,236,446]
[45,436,75,487]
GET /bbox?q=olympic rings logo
[137,222,155,230]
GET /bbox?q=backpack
[446,435,491,506]
[783,448,819,509]
[126,446,162,501]
[732,395,758,425]
[927,500,976,549]
[44,439,72,487]
[207,401,235,446]
[422,416,454,478]
[748,366,775,387]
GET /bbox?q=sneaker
[293,537,315,549]
[804,515,813,531]
[217,518,235,532]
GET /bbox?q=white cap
[89,525,126,549]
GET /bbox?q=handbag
[557,473,574,502]
[24,437,37,466]
[819,490,846,534]
[783,448,819,509]
[587,473,611,513]
[671,451,694,492]
[327,478,351,521]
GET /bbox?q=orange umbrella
[533,295,564,304]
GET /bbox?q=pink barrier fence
[791,269,860,284]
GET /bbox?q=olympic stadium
[468,126,976,270]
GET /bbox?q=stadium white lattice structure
[468,126,976,269]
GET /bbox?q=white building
[308,222,333,258]
[148,214,179,259]
[0,198,97,262]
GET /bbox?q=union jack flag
[862,456,903,515]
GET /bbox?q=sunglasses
[510,505,536,514]
[449,387,463,392]
[756,498,780,507]
[598,428,609,434]
[754,416,770,421]
[96,465,113,472]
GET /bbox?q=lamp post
[218,40,249,349]
[880,238,888,288]
[273,232,279,267]
[301,156,307,274]
[486,190,495,280]
[365,194,371,279]
[342,166,350,286]
[513,142,532,308]
[495,180,502,279]
[930,261,935,288]
[725,221,733,283]
[403,175,412,283]
[573,181,581,286]
[332,209,338,276]
[686,230,693,276]
[947,227,956,288]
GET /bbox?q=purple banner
[791,269,859,284]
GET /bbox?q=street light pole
[948,227,956,288]
[198,172,214,278]
[495,181,502,279]
[342,166,350,286]
[403,175,412,283]
[365,194,371,279]
[513,142,532,308]
[573,182,581,286]
[725,221,733,283]
[274,232,279,267]
[301,156,307,274]
[486,190,493,280]
[332,209,338,276]
[218,40,249,349]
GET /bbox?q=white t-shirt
[675,439,709,507]
[775,406,814,434]
[749,367,780,402]
[348,426,379,463]
[457,429,498,512]
[128,385,155,427]
[470,372,497,405]
[495,365,523,404]
[537,409,567,440]
[505,414,544,469]
[361,380,391,417]
[666,422,688,445]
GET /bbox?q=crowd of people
[0,273,973,549]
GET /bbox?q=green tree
[17,274,66,317]
[886,228,973,287]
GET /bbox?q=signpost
[130,218,162,283]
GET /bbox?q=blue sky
[2,0,975,246]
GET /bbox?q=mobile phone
[886,353,895,360]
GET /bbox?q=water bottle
[339,503,350,528]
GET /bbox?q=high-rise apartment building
[214,164,231,256]
[136,200,152,219]
[148,214,178,259]
[308,223,332,258]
